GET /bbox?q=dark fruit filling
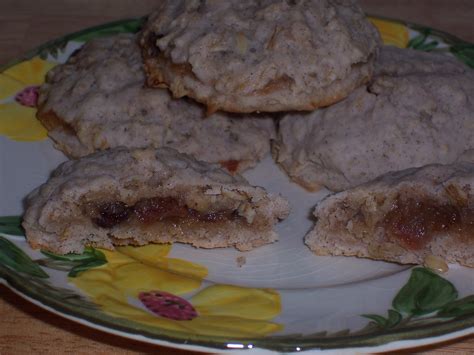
[382,197,474,250]
[91,201,130,228]
[86,196,240,229]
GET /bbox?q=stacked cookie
[23,0,474,267]
[37,34,275,173]
[140,0,379,113]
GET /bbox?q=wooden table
[1,1,473,353]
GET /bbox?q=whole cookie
[37,34,275,173]
[274,46,474,191]
[140,0,380,113]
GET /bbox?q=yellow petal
[159,257,208,280]
[113,262,202,295]
[72,247,203,300]
[369,18,409,48]
[0,103,47,141]
[3,57,56,85]
[70,268,125,303]
[0,74,24,100]
[116,244,172,263]
[117,245,208,280]
[101,248,137,266]
[192,284,281,320]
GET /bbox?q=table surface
[1,1,473,353]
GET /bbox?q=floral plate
[1,16,474,354]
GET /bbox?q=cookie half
[23,147,289,254]
[37,34,275,173]
[140,0,380,113]
[274,46,474,191]
[305,162,474,267]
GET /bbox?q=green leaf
[88,247,106,261]
[393,268,458,316]
[72,18,145,42]
[41,247,107,277]
[0,236,48,278]
[362,309,402,328]
[0,216,24,236]
[407,34,424,49]
[416,41,439,52]
[36,258,78,272]
[438,295,474,318]
[407,30,430,49]
[386,309,402,327]
[68,259,107,277]
[362,314,388,327]
[41,247,104,262]
[0,262,99,311]
[450,44,474,68]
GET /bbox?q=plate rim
[1,266,473,354]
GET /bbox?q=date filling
[85,196,244,229]
[382,197,474,250]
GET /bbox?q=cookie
[140,0,380,113]
[37,34,275,173]
[305,162,474,267]
[23,147,289,254]
[374,45,467,77]
[273,46,474,191]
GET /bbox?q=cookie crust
[274,46,474,191]
[140,0,380,113]
[37,34,275,172]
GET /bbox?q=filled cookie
[274,46,474,191]
[305,162,474,267]
[37,34,275,173]
[23,147,289,254]
[140,0,380,113]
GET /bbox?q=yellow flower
[71,244,282,337]
[369,18,410,48]
[0,57,56,141]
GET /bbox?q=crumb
[236,255,246,267]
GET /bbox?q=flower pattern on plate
[70,244,282,337]
[0,57,56,141]
[369,18,409,48]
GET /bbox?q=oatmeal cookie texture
[37,34,275,172]
[274,46,474,192]
[22,147,289,254]
[305,162,474,267]
[140,0,380,113]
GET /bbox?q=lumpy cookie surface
[38,34,275,172]
[23,147,289,254]
[140,0,380,113]
[274,46,474,191]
